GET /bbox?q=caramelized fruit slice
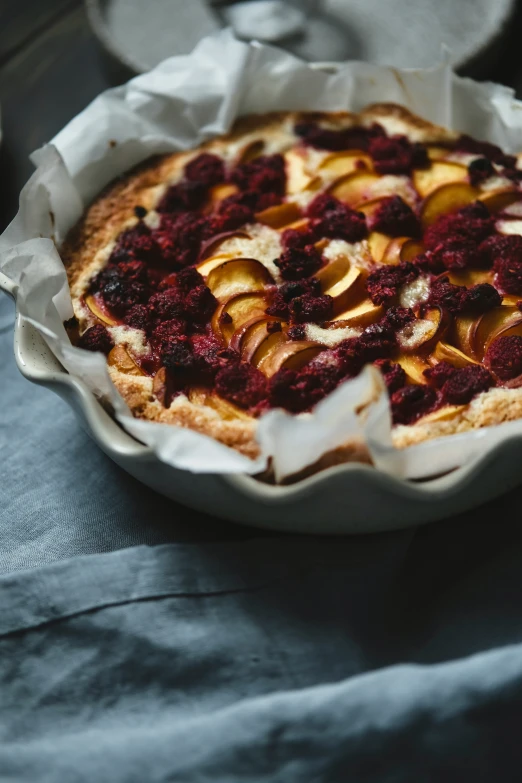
[381,237,424,265]
[285,150,315,194]
[250,329,288,369]
[258,340,322,377]
[413,161,468,198]
[368,231,392,263]
[318,150,373,177]
[85,294,118,326]
[196,253,236,278]
[397,354,431,384]
[255,202,301,229]
[430,341,479,368]
[107,345,145,376]
[205,184,238,212]
[479,188,520,213]
[238,139,264,163]
[206,258,274,301]
[396,308,447,353]
[328,170,380,206]
[472,305,522,360]
[421,182,479,226]
[198,230,250,261]
[188,388,252,420]
[211,292,268,344]
[330,299,383,327]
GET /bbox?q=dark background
[2,0,522,232]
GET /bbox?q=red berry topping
[124,304,150,330]
[78,324,114,355]
[183,285,217,323]
[184,153,225,186]
[390,384,436,425]
[424,201,493,250]
[427,276,467,314]
[366,262,418,305]
[468,157,496,187]
[154,212,211,268]
[462,283,502,314]
[148,289,185,321]
[275,246,324,281]
[156,181,207,214]
[456,135,516,168]
[429,238,476,271]
[290,293,333,324]
[370,196,420,238]
[150,319,187,352]
[230,154,286,196]
[306,193,344,218]
[374,359,407,394]
[281,226,318,249]
[441,365,493,404]
[269,364,340,412]
[480,235,522,295]
[294,122,383,152]
[111,223,162,265]
[175,266,205,292]
[423,361,457,388]
[485,335,522,380]
[368,135,428,175]
[215,364,268,409]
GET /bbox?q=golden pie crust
[61,104,522,475]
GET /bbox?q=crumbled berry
[468,157,496,187]
[366,262,418,305]
[266,280,320,320]
[183,285,217,323]
[150,319,187,352]
[313,207,367,243]
[462,283,502,314]
[424,201,493,250]
[287,325,305,341]
[78,324,114,355]
[456,135,516,168]
[480,235,522,295]
[368,135,428,175]
[427,276,467,313]
[290,293,333,324]
[124,304,150,330]
[184,153,225,186]
[429,238,477,271]
[275,246,324,281]
[175,266,205,292]
[370,196,420,238]
[281,226,317,249]
[269,363,340,412]
[110,223,162,265]
[485,335,522,380]
[390,384,436,425]
[230,154,286,197]
[212,202,253,232]
[357,321,397,361]
[154,212,211,267]
[215,364,268,409]
[381,306,415,331]
[294,122,383,152]
[148,289,185,321]
[156,181,207,214]
[441,365,493,404]
[162,338,199,375]
[374,359,407,394]
[335,338,365,376]
[96,277,148,317]
[306,193,344,219]
[423,361,456,389]
[411,252,446,275]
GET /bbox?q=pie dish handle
[0,270,17,299]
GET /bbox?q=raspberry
[481,235,522,295]
[370,196,420,238]
[424,201,493,250]
[148,289,185,320]
[441,365,493,404]
[212,202,253,232]
[124,304,150,330]
[110,223,162,265]
[423,361,457,389]
[411,252,446,275]
[183,285,217,323]
[429,238,477,271]
[462,283,502,314]
[290,293,333,324]
[275,246,323,281]
[357,322,397,361]
[269,364,340,412]
[306,193,344,219]
[175,266,205,293]
[98,278,148,317]
[78,324,114,355]
[427,276,467,314]
[156,181,207,214]
[215,364,268,409]
[374,359,407,394]
[456,135,516,168]
[468,157,496,187]
[162,338,199,375]
[230,154,286,197]
[381,306,415,331]
[184,153,225,186]
[287,325,306,341]
[281,226,318,249]
[191,333,232,377]
[150,319,187,352]
[154,212,211,267]
[368,135,428,175]
[390,384,436,425]
[485,335,522,380]
[335,338,365,376]
[266,278,321,319]
[294,121,383,152]
[366,262,418,305]
[312,208,367,243]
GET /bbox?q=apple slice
[318,150,373,177]
[232,318,281,363]
[413,161,468,198]
[196,253,236,278]
[368,231,392,263]
[381,237,424,265]
[447,269,492,288]
[211,292,268,344]
[472,305,522,360]
[188,388,252,420]
[327,170,380,206]
[255,202,301,229]
[396,354,431,384]
[153,367,168,405]
[421,182,479,227]
[330,299,383,327]
[479,188,519,213]
[204,183,238,213]
[285,150,315,194]
[430,341,480,368]
[250,329,288,368]
[258,340,323,377]
[396,308,447,353]
[107,345,145,376]
[206,258,274,301]
[418,404,467,424]
[198,230,250,261]
[84,294,119,326]
[453,314,478,357]
[229,315,270,354]
[426,145,452,161]
[238,139,264,163]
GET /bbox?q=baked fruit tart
[63,103,522,468]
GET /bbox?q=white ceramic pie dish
[3,268,522,534]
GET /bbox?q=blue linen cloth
[3,289,522,780]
